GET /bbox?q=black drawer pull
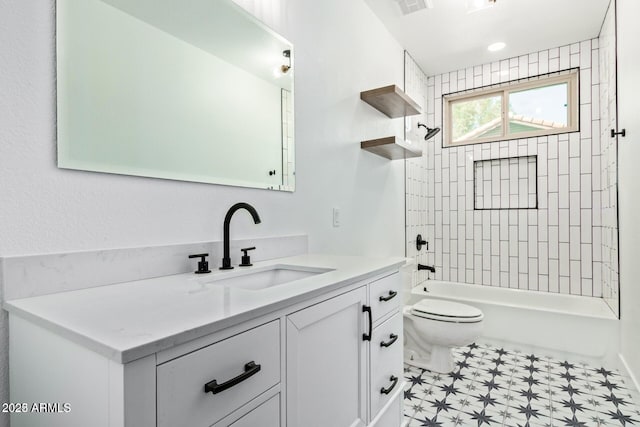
[380,333,398,348]
[380,375,398,395]
[362,305,372,341]
[379,290,397,302]
[204,361,261,395]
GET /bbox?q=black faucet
[220,203,261,270]
[418,264,435,273]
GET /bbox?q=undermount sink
[204,265,334,291]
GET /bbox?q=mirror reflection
[57,0,294,191]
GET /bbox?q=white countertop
[3,254,406,363]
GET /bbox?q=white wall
[616,0,640,389]
[0,0,406,423]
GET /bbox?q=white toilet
[403,298,484,373]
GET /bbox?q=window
[444,70,579,146]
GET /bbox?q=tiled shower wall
[406,39,617,298]
[404,53,431,288]
[598,1,620,315]
[281,89,295,191]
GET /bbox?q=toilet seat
[410,299,483,323]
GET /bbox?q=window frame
[443,69,579,147]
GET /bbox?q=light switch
[333,208,340,227]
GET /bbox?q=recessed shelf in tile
[474,155,538,210]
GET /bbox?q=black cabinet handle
[362,305,372,341]
[380,333,398,348]
[204,361,261,395]
[379,290,397,302]
[380,375,398,395]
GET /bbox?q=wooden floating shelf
[360,85,422,118]
[361,137,422,160]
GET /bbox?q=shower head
[417,123,441,141]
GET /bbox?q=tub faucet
[220,202,261,270]
[418,264,435,273]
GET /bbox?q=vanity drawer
[370,386,402,427]
[369,272,401,323]
[227,394,280,427]
[157,320,280,427]
[370,312,403,418]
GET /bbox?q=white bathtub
[409,281,620,366]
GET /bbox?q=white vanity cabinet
[7,258,405,427]
[286,271,404,427]
[286,286,368,427]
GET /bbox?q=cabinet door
[286,287,368,427]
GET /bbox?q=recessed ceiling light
[488,42,506,52]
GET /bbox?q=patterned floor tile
[404,342,639,426]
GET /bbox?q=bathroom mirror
[56,0,295,191]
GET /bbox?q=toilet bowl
[403,298,484,373]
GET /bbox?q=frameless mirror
[57,0,295,191]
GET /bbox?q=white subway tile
[528,259,539,291]
[539,50,549,74]
[559,276,570,294]
[581,209,592,243]
[559,243,570,276]
[581,244,593,279]
[570,226,581,260]
[508,257,517,288]
[519,55,528,78]
[549,259,559,292]
[538,210,548,241]
[570,260,581,294]
[570,192,581,225]
[500,241,509,271]
[580,40,591,68]
[519,242,528,271]
[519,273,528,290]
[559,176,569,208]
[559,210,570,242]
[580,69,592,104]
[539,242,549,273]
[581,175,592,208]
[570,53,580,68]
[483,270,491,286]
[559,45,570,68]
[548,194,559,226]
[570,42,580,54]
[539,274,549,292]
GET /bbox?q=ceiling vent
[395,0,433,15]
